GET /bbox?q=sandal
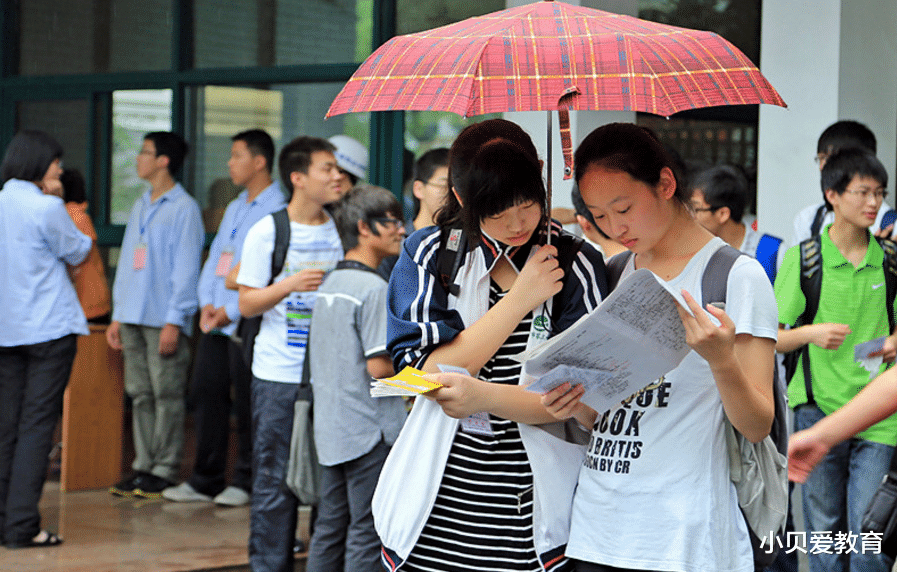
[5,530,63,549]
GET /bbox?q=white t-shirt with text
[236,214,343,383]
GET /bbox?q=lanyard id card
[133,242,147,270]
[460,411,494,436]
[215,248,235,277]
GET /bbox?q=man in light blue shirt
[106,131,204,499]
[162,129,286,507]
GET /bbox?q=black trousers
[574,562,656,572]
[187,333,252,496]
[0,335,76,544]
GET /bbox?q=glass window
[16,99,90,188]
[18,0,173,75]
[187,83,370,233]
[111,90,173,225]
[396,0,505,35]
[194,0,374,68]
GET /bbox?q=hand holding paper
[369,366,443,397]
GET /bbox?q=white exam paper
[518,268,694,413]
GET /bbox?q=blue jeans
[249,377,301,572]
[795,404,895,572]
[306,440,389,572]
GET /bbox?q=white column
[757,0,897,242]
[504,0,637,211]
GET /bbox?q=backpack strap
[701,244,742,306]
[796,235,823,405]
[605,251,634,292]
[876,236,897,334]
[754,233,783,285]
[437,225,466,297]
[549,232,585,332]
[270,208,291,283]
[810,203,828,237]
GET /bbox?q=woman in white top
[543,123,778,572]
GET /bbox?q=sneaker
[109,473,145,497]
[213,486,250,507]
[162,482,213,503]
[133,474,175,499]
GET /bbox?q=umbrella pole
[545,110,552,247]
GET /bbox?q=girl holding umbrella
[543,123,778,572]
[377,119,607,572]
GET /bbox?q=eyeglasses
[690,204,720,213]
[844,187,887,201]
[372,217,404,229]
[814,153,828,165]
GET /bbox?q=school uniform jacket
[377,222,607,571]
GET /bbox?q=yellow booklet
[370,366,443,397]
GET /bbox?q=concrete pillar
[504,0,637,211]
[757,0,897,242]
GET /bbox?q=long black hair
[0,130,63,184]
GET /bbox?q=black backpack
[435,225,585,335]
[606,245,789,568]
[782,235,897,404]
[236,208,290,367]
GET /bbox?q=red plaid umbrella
[327,0,785,182]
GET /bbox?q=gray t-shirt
[309,263,407,466]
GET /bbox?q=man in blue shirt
[162,129,286,507]
[106,131,204,499]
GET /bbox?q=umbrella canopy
[326,0,785,119]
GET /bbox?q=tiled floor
[0,484,311,571]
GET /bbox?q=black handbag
[861,448,897,558]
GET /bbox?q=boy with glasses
[775,147,897,572]
[305,185,407,572]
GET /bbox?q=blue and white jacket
[376,222,607,571]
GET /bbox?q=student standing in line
[162,129,286,507]
[542,122,778,572]
[107,131,204,499]
[237,136,345,572]
[380,119,607,572]
[305,185,407,572]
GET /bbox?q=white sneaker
[213,486,250,507]
[161,482,213,503]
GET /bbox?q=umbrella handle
[545,110,552,247]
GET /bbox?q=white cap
[328,135,368,180]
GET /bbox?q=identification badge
[460,411,494,436]
[216,248,235,277]
[133,243,147,270]
[285,297,312,348]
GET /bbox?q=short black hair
[144,131,189,176]
[60,168,87,203]
[0,130,63,184]
[233,129,275,174]
[690,165,749,223]
[821,147,888,196]
[278,136,335,194]
[411,147,450,215]
[332,184,403,251]
[817,120,876,155]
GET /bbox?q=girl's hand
[424,372,489,419]
[677,290,736,366]
[508,244,564,310]
[540,382,584,420]
[787,429,832,483]
[869,335,897,363]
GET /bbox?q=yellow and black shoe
[109,473,145,497]
[134,474,175,499]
